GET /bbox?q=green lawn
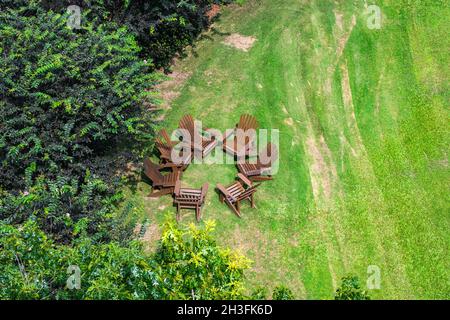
[121,0,449,299]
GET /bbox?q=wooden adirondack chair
[155,129,191,170]
[143,158,181,197]
[237,143,278,181]
[223,114,258,157]
[178,114,217,158]
[156,129,178,149]
[216,173,261,217]
[173,180,209,222]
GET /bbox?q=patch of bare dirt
[226,223,285,282]
[224,219,306,297]
[324,12,357,88]
[156,71,192,110]
[133,223,142,237]
[284,117,294,126]
[340,63,354,109]
[334,10,344,30]
[142,223,161,253]
[335,14,356,61]
[223,33,257,52]
[206,4,221,22]
[305,135,338,204]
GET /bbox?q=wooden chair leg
[250,194,255,208]
[196,206,200,223]
[226,200,241,218]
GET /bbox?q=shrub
[0,4,158,192]
[0,219,158,299]
[36,0,234,70]
[153,219,251,299]
[272,285,295,300]
[335,276,371,300]
[0,169,122,243]
[0,218,251,299]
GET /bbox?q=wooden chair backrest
[216,183,234,201]
[155,136,169,150]
[143,158,164,183]
[237,114,258,131]
[179,114,196,140]
[237,173,252,187]
[258,143,278,168]
[160,129,173,145]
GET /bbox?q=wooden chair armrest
[222,128,235,142]
[200,183,209,201]
[158,162,180,170]
[237,173,252,187]
[174,180,181,196]
[201,127,212,135]
[192,142,204,152]
[217,183,233,200]
[260,166,272,175]
[143,158,151,171]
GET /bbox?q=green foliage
[153,219,251,299]
[0,0,270,301]
[250,287,268,300]
[34,0,234,70]
[0,5,157,191]
[0,219,158,299]
[0,172,122,243]
[0,3,160,244]
[334,276,371,300]
[272,285,295,300]
[0,218,252,300]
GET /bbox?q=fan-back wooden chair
[155,129,191,170]
[173,180,209,222]
[216,173,261,217]
[178,114,217,158]
[223,114,258,158]
[143,158,181,197]
[237,143,278,181]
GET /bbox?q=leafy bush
[0,3,160,244]
[153,219,251,299]
[335,276,371,300]
[0,170,122,243]
[0,219,158,299]
[0,218,251,299]
[0,5,157,192]
[272,285,294,300]
[35,0,234,70]
[250,287,268,300]
[0,0,272,301]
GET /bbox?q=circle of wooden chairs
[143,114,277,222]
